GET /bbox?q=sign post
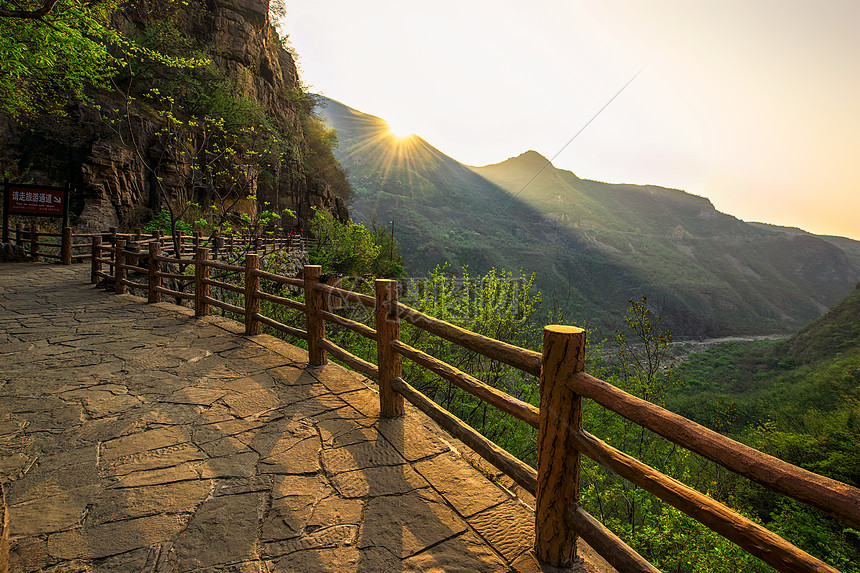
[2,180,71,245]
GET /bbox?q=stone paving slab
[0,263,614,572]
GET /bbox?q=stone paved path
[0,263,612,572]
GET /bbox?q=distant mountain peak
[519,149,550,161]
[476,150,584,183]
[483,150,552,169]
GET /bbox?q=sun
[384,119,414,140]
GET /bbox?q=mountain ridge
[319,96,860,338]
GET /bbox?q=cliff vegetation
[0,0,351,232]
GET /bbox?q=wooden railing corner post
[195,247,210,317]
[91,236,102,284]
[535,325,586,568]
[244,254,261,335]
[61,227,72,265]
[376,279,404,417]
[148,242,161,303]
[304,265,326,365]
[114,239,127,294]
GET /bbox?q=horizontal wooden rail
[154,286,194,300]
[252,268,304,287]
[117,278,146,290]
[390,339,539,428]
[156,272,193,282]
[566,507,659,573]
[317,309,377,341]
[570,429,840,573]
[393,302,542,377]
[203,260,245,273]
[154,254,189,265]
[70,253,92,260]
[256,290,305,313]
[94,270,112,280]
[319,338,378,378]
[569,372,860,530]
[253,312,307,340]
[35,253,60,260]
[203,278,244,295]
[312,281,375,308]
[203,296,244,316]
[124,264,149,274]
[390,376,537,494]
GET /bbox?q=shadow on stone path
[0,263,612,572]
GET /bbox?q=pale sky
[282,0,860,240]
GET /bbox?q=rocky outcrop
[0,0,348,231]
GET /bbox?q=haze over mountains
[319,97,860,338]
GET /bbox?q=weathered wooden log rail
[2,224,315,265]
[77,235,860,573]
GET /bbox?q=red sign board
[7,185,66,216]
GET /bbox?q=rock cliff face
[0,0,348,232]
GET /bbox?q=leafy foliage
[0,0,122,116]
[663,287,860,570]
[308,208,402,277]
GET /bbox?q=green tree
[0,0,122,115]
[309,208,403,277]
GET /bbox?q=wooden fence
[84,238,860,573]
[1,224,313,265]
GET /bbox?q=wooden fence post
[535,325,586,568]
[304,265,326,365]
[376,279,404,417]
[195,248,209,317]
[61,227,72,265]
[30,224,40,261]
[115,239,127,294]
[15,223,23,247]
[91,237,102,284]
[108,227,117,269]
[148,242,161,303]
[130,242,142,288]
[244,254,261,335]
[212,230,220,261]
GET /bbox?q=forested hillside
[319,97,860,339]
